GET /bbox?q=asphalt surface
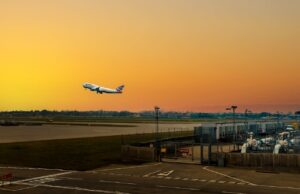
[0,163,300,194]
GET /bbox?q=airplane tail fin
[116,85,125,92]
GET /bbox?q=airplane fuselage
[83,83,124,94]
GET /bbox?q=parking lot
[0,163,300,194]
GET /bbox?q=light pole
[154,106,160,161]
[226,105,238,142]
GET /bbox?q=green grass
[0,131,192,171]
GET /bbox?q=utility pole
[154,106,160,161]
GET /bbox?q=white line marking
[19,182,131,194]
[209,180,216,183]
[143,170,161,177]
[182,178,189,181]
[174,177,181,180]
[99,180,136,185]
[95,163,161,172]
[192,179,198,181]
[157,185,200,191]
[158,170,174,176]
[13,171,73,184]
[29,177,59,184]
[222,191,246,194]
[13,185,38,191]
[200,179,207,182]
[203,166,300,190]
[255,184,300,190]
[218,181,226,184]
[228,181,236,184]
[203,166,255,186]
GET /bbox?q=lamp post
[154,106,160,161]
[226,105,238,143]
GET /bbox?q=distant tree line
[0,110,299,119]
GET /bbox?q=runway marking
[143,170,161,177]
[95,163,161,172]
[99,180,137,185]
[157,185,200,191]
[222,191,246,194]
[203,166,300,190]
[203,166,255,186]
[157,170,174,176]
[20,182,131,194]
[96,170,260,188]
[29,177,59,184]
[255,184,300,190]
[13,171,73,185]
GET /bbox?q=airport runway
[0,163,299,194]
[0,123,197,143]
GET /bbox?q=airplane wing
[91,86,99,90]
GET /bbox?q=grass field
[0,131,192,171]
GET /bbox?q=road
[0,163,299,194]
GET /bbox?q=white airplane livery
[83,83,125,94]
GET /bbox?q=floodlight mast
[154,106,160,161]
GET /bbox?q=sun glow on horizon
[1,0,300,113]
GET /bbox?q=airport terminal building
[194,121,284,143]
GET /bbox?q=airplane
[83,83,125,94]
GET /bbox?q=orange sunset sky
[0,0,300,113]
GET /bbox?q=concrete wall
[121,145,156,162]
[225,153,300,172]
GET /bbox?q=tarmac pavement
[0,163,299,194]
